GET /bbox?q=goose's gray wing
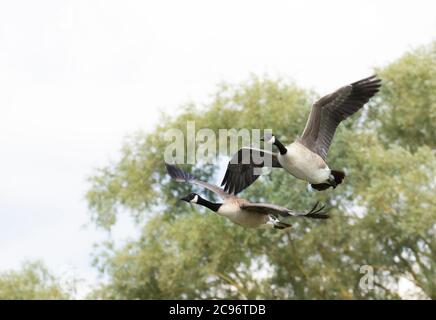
[241,202,329,219]
[221,147,282,195]
[165,163,230,200]
[300,75,382,160]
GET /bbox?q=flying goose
[221,75,382,194]
[165,163,329,229]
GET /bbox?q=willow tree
[87,42,436,299]
[0,261,72,300]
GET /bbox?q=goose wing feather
[241,201,329,219]
[221,147,282,195]
[165,162,230,200]
[300,75,381,160]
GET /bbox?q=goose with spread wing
[222,75,382,193]
[165,163,329,229]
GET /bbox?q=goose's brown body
[217,197,269,228]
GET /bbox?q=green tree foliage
[368,42,436,150]
[0,261,72,300]
[87,43,436,299]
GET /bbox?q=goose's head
[180,192,199,203]
[261,133,276,145]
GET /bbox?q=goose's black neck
[197,196,222,212]
[274,138,287,155]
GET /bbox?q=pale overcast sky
[0,0,435,297]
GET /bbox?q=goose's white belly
[278,142,330,184]
[218,200,268,228]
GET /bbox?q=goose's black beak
[180,195,190,202]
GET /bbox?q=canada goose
[165,163,328,229]
[221,75,382,194]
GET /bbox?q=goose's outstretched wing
[300,75,381,160]
[165,163,230,200]
[241,201,329,219]
[221,147,282,195]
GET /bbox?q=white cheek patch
[191,195,199,203]
[266,136,275,144]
